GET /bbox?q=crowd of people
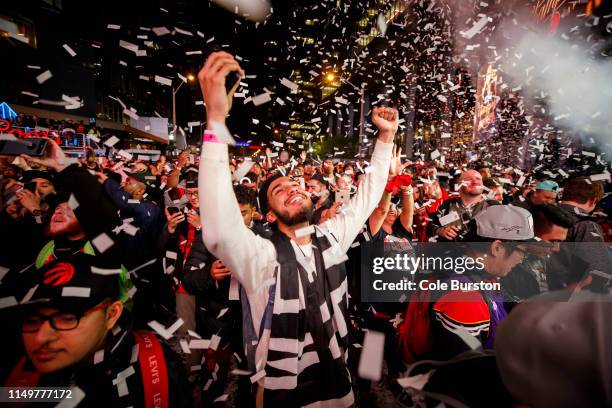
[0,52,610,407]
[9,113,105,139]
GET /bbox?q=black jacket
[182,222,271,341]
[547,203,610,291]
[103,179,164,267]
[7,325,191,407]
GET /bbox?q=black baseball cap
[180,166,199,188]
[19,254,124,315]
[21,170,55,184]
[125,170,157,189]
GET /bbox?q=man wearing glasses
[5,254,190,407]
[401,205,535,362]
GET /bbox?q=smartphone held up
[0,138,48,157]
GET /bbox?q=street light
[171,74,194,150]
[325,72,335,82]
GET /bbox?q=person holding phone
[181,185,271,406]
[197,51,395,407]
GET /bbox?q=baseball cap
[180,166,199,188]
[19,254,124,315]
[125,170,157,188]
[536,180,559,193]
[474,205,535,241]
[496,291,612,408]
[21,170,56,184]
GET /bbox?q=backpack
[396,281,433,364]
[397,275,500,364]
[6,331,169,408]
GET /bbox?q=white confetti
[252,92,272,106]
[377,14,387,36]
[358,330,385,381]
[36,70,52,84]
[104,136,120,147]
[62,44,77,57]
[461,16,488,39]
[250,370,266,383]
[280,78,298,91]
[209,0,271,22]
[397,372,432,390]
[91,233,114,254]
[62,287,91,298]
[55,387,85,408]
[91,266,122,275]
[154,75,173,86]
[189,339,211,349]
[0,296,18,309]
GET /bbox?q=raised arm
[197,52,275,294]
[368,145,410,236]
[368,190,392,236]
[325,107,397,252]
[399,185,414,234]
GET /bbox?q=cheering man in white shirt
[197,51,396,407]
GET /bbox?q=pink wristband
[202,131,221,143]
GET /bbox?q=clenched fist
[372,107,399,143]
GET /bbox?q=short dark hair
[483,177,501,189]
[532,204,575,236]
[234,184,257,208]
[561,176,604,204]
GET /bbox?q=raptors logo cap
[19,253,123,314]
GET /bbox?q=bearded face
[47,203,83,238]
[459,170,484,196]
[267,177,314,227]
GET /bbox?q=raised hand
[95,172,108,184]
[389,145,402,177]
[197,51,244,126]
[21,138,67,172]
[371,107,399,143]
[16,189,41,214]
[186,210,201,230]
[165,208,185,234]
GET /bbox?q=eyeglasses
[510,246,527,262]
[184,190,199,197]
[21,302,109,333]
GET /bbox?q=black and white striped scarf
[247,224,354,407]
